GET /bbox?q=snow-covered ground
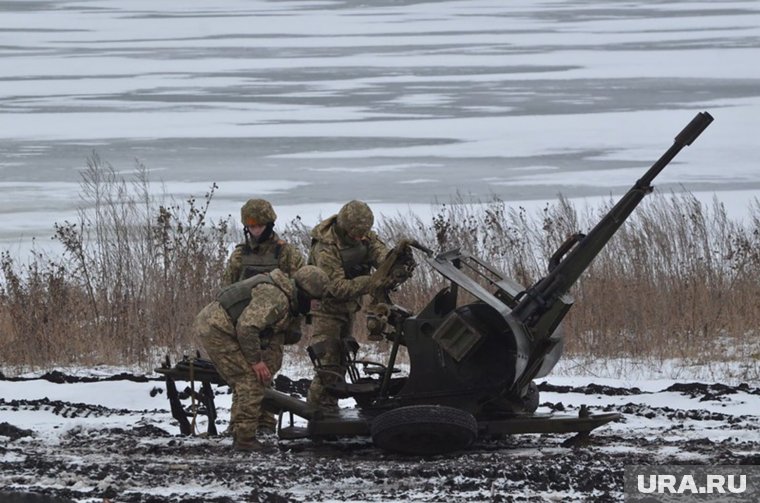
[1,362,758,502]
[2,1,759,501]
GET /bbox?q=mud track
[1,374,758,502]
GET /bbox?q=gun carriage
[157,112,713,454]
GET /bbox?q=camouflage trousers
[306,312,355,411]
[195,302,283,441]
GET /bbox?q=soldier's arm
[314,246,371,300]
[236,285,289,363]
[279,243,305,276]
[367,233,390,269]
[221,245,244,286]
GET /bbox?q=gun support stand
[561,405,592,447]
[378,309,409,397]
[165,373,192,436]
[198,380,218,436]
[159,355,219,436]
[379,338,401,398]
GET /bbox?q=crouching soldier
[222,198,304,434]
[194,266,328,451]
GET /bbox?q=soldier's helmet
[292,265,329,299]
[336,200,374,238]
[240,199,277,226]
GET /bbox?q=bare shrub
[2,158,760,377]
[0,155,231,371]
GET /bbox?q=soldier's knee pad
[308,338,343,366]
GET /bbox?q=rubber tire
[522,381,540,413]
[370,405,478,455]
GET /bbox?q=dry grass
[2,156,760,376]
[0,155,229,372]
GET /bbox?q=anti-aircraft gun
[156,112,713,454]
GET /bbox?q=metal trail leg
[200,380,218,436]
[165,376,192,436]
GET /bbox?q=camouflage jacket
[309,215,388,315]
[221,231,304,286]
[234,269,302,364]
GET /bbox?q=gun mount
[156,112,713,454]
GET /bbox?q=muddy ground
[1,373,759,502]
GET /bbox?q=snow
[2,361,759,501]
[2,1,760,500]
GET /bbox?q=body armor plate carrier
[217,274,274,324]
[238,243,283,281]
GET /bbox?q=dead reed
[2,156,759,377]
[0,155,229,372]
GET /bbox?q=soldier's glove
[390,249,416,285]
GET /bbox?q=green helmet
[337,200,374,238]
[293,265,329,299]
[241,199,276,226]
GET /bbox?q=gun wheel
[370,405,478,455]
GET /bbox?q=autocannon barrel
[511,111,714,328]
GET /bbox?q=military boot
[233,437,264,452]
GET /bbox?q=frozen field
[2,3,759,501]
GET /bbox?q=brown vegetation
[2,156,759,376]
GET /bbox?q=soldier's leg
[257,340,284,433]
[196,303,263,446]
[199,333,253,438]
[232,373,267,449]
[307,315,349,411]
[207,345,265,448]
[258,412,277,433]
[195,303,241,435]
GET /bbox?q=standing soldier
[195,265,329,451]
[222,199,304,286]
[306,200,389,413]
[221,198,304,433]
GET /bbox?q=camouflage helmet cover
[292,265,329,299]
[336,200,374,238]
[241,199,277,226]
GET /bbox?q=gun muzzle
[675,111,714,146]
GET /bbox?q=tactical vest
[237,242,283,281]
[216,274,275,324]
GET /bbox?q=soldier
[222,199,304,286]
[306,200,389,413]
[221,198,304,433]
[195,265,329,451]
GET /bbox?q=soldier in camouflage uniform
[221,198,304,432]
[195,265,329,451]
[306,200,389,412]
[222,199,304,286]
